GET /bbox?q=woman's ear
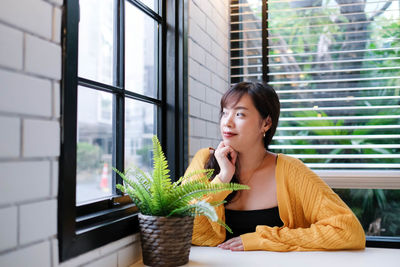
[263,116,272,132]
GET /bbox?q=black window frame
[59,0,188,262]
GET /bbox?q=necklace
[238,151,267,184]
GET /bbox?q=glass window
[230,0,400,170]
[230,0,400,245]
[141,0,159,12]
[75,0,161,204]
[334,188,400,237]
[60,0,184,261]
[125,3,158,98]
[125,99,157,173]
[76,87,114,204]
[78,0,115,85]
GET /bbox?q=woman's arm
[241,192,366,251]
[184,148,232,246]
[240,165,366,251]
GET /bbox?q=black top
[224,206,284,241]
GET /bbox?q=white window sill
[316,170,400,189]
[131,246,400,267]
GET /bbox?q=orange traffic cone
[100,163,109,192]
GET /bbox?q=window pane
[230,0,400,170]
[125,3,158,98]
[334,189,400,237]
[140,0,158,12]
[76,86,114,204]
[125,99,157,174]
[78,0,116,85]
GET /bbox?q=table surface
[131,246,400,267]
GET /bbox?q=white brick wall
[53,234,140,267]
[0,206,17,251]
[0,116,20,158]
[0,0,231,264]
[23,119,60,157]
[0,0,53,39]
[25,34,61,79]
[0,1,141,266]
[188,0,230,158]
[19,199,57,245]
[0,240,51,267]
[0,24,23,70]
[0,161,50,205]
[0,70,52,116]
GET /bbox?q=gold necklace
[238,152,267,184]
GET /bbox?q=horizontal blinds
[230,0,400,170]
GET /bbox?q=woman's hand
[217,237,244,251]
[214,142,238,183]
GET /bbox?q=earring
[263,132,266,138]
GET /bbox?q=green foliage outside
[136,144,152,169]
[77,142,102,171]
[114,136,249,233]
[334,188,400,236]
[254,0,400,236]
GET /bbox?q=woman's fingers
[230,149,238,165]
[216,145,235,160]
[216,141,225,150]
[217,237,244,251]
[214,143,238,183]
[230,244,244,251]
[217,237,234,249]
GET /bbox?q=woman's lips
[223,132,237,138]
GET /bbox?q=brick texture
[0,1,143,266]
[188,0,230,158]
[0,206,18,251]
[0,24,23,70]
[0,0,231,265]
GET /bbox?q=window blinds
[230,0,400,170]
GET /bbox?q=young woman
[185,82,365,252]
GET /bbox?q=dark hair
[204,82,280,203]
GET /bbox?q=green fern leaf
[150,136,174,215]
[113,135,250,231]
[169,181,249,211]
[172,169,213,188]
[114,167,154,214]
[167,200,217,221]
[217,219,233,234]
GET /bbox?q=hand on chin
[222,139,239,151]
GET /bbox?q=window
[230,0,399,247]
[59,0,187,261]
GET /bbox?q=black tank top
[224,206,284,241]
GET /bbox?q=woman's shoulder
[277,154,327,184]
[191,147,214,164]
[277,153,308,170]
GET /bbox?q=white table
[131,246,400,267]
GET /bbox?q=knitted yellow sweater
[186,148,366,251]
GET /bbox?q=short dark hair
[205,82,281,204]
[220,82,280,150]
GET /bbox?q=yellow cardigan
[186,148,366,251]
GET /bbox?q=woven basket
[138,213,194,267]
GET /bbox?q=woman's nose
[222,113,234,127]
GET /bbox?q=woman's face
[220,94,270,152]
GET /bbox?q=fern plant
[114,135,249,233]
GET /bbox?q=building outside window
[76,0,157,203]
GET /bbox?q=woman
[185,82,365,251]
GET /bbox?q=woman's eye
[236,112,244,117]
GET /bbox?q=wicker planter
[138,213,194,267]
